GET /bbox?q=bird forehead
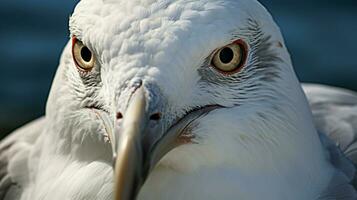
[70,0,265,66]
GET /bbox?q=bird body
[1,0,356,199]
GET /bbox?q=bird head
[45,0,318,199]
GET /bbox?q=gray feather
[0,117,45,200]
[303,84,357,163]
[303,84,357,199]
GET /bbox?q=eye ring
[211,39,248,75]
[72,37,95,71]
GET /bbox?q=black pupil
[219,47,234,64]
[81,46,92,62]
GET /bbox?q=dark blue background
[0,0,356,138]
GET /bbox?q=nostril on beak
[116,112,123,120]
[149,112,162,121]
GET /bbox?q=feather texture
[1,1,357,199]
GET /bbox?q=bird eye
[72,37,95,71]
[211,40,247,74]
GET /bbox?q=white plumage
[1,0,356,200]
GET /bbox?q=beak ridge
[113,86,147,200]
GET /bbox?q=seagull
[1,0,357,199]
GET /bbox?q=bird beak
[112,86,147,200]
[108,85,218,200]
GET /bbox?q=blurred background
[0,0,356,139]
